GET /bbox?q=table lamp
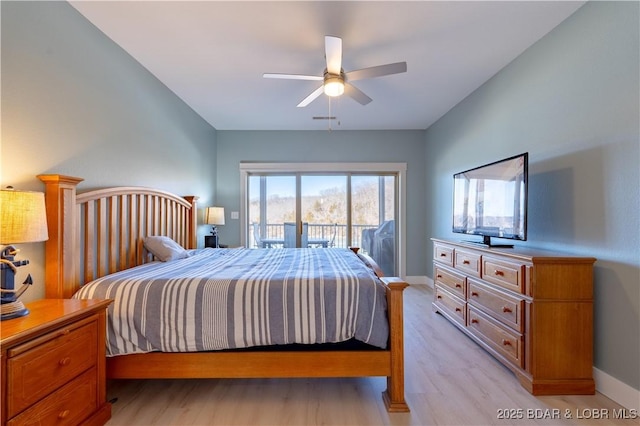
[204,206,225,248]
[0,188,49,320]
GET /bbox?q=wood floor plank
[106,285,630,425]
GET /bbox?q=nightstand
[204,235,218,248]
[204,235,228,248]
[1,298,113,426]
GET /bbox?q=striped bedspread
[73,248,389,356]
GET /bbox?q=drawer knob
[455,307,461,312]
[494,270,505,276]
[502,306,512,313]
[58,410,70,419]
[455,284,462,288]
[462,260,470,265]
[471,292,479,297]
[440,253,447,257]
[471,319,478,324]
[436,295,442,299]
[436,274,443,279]
[59,357,71,366]
[502,339,512,346]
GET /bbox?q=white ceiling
[70,1,584,131]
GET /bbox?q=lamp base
[1,300,29,320]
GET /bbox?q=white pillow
[143,236,189,262]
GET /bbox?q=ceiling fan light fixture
[323,76,344,97]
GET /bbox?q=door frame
[239,162,407,279]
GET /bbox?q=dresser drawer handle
[502,306,513,313]
[462,260,470,265]
[436,274,443,279]
[455,284,462,288]
[58,410,70,419]
[502,339,512,346]
[436,295,442,299]
[455,307,462,312]
[440,253,447,257]
[471,292,479,297]
[59,357,71,366]
[494,270,505,276]
[471,319,478,324]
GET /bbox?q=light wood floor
[106,285,630,425]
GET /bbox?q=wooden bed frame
[38,174,410,412]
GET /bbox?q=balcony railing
[252,223,376,249]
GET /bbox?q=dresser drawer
[7,368,97,426]
[434,286,466,327]
[434,244,454,267]
[7,318,98,417]
[434,265,466,298]
[468,278,525,332]
[454,249,481,277]
[481,256,526,294]
[467,306,524,368]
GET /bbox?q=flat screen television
[452,152,528,248]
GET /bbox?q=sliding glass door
[243,164,403,277]
[248,174,349,249]
[301,175,347,248]
[351,175,396,276]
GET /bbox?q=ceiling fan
[263,35,407,107]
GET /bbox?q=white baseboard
[411,276,639,410]
[404,275,433,288]
[594,367,640,411]
[404,275,429,286]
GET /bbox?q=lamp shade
[204,207,225,226]
[0,189,49,244]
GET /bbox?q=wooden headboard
[38,175,198,298]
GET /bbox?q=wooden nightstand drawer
[7,318,98,417]
[434,265,466,298]
[1,299,112,426]
[8,368,98,426]
[468,278,525,332]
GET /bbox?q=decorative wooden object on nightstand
[432,238,596,395]
[1,298,113,426]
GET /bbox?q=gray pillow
[143,236,189,262]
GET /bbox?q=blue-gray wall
[424,1,639,391]
[1,1,217,300]
[215,130,426,276]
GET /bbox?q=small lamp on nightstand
[204,206,225,248]
[0,188,49,320]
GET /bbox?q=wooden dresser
[431,238,596,395]
[1,299,113,426]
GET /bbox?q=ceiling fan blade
[263,73,323,81]
[345,62,407,82]
[297,86,324,108]
[325,36,342,75]
[344,83,372,105]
